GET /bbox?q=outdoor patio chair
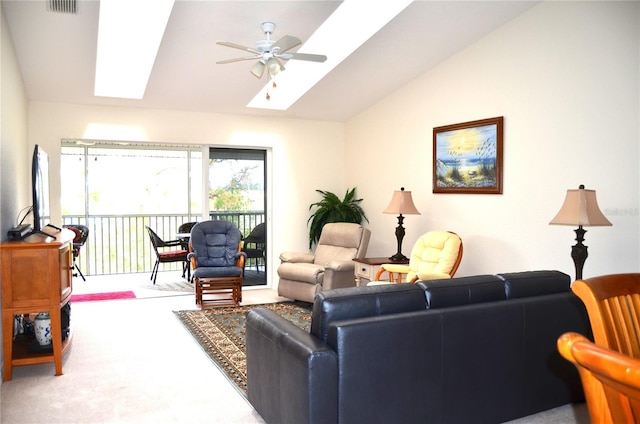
[63,224,89,281]
[242,222,265,275]
[146,226,190,285]
[177,222,197,247]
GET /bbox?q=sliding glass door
[209,148,267,286]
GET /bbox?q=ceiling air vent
[47,0,77,14]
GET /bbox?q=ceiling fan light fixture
[267,57,283,78]
[250,60,266,78]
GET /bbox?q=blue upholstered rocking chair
[187,220,246,308]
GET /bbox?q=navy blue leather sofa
[246,270,591,424]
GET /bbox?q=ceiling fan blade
[216,41,259,54]
[271,35,301,53]
[250,61,266,79]
[280,52,327,63]
[217,56,260,64]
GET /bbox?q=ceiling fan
[216,22,327,79]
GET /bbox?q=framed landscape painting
[433,116,504,194]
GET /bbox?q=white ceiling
[2,1,539,122]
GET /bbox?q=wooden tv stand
[1,227,74,380]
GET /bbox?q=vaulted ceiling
[3,1,538,122]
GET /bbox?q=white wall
[1,3,31,382]
[0,6,30,235]
[28,102,346,286]
[346,1,640,279]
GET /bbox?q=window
[61,141,202,275]
[62,142,202,217]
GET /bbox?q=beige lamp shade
[549,185,612,227]
[383,187,421,215]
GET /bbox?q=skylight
[94,0,175,99]
[247,0,414,111]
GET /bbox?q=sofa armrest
[322,267,357,291]
[324,259,356,272]
[280,251,315,263]
[246,308,338,424]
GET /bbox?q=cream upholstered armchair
[277,222,371,303]
[372,230,462,284]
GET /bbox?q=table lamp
[383,187,420,261]
[549,184,611,280]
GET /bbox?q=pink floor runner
[70,291,136,302]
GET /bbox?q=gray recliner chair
[277,222,371,303]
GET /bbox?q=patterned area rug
[173,301,312,396]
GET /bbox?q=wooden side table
[353,257,409,286]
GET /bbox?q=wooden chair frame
[558,332,640,423]
[571,273,640,358]
[568,273,640,423]
[191,241,245,309]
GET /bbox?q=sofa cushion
[498,270,571,299]
[310,284,426,342]
[416,275,506,309]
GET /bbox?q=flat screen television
[31,144,51,232]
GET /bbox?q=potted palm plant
[307,187,368,249]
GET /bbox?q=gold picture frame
[433,116,504,194]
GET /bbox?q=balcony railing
[62,212,265,276]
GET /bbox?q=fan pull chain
[265,80,277,101]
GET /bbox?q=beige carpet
[137,279,194,293]
[0,293,270,423]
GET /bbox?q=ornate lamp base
[389,214,408,262]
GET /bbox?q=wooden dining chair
[571,273,640,358]
[558,332,640,423]
[568,273,640,423]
